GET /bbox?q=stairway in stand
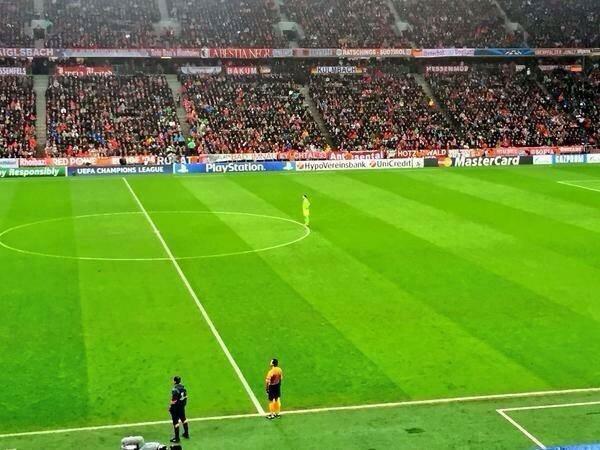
[165,74,191,138]
[33,75,48,154]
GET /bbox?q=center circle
[0,211,310,261]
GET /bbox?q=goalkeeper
[302,194,311,227]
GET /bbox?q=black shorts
[170,407,187,425]
[267,383,281,401]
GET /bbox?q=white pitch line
[557,181,600,193]
[496,409,546,449]
[3,386,600,439]
[0,210,310,262]
[501,399,600,413]
[122,178,265,415]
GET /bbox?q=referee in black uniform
[169,376,189,443]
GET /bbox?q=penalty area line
[122,178,264,415]
[3,386,600,439]
[495,399,600,449]
[496,409,546,449]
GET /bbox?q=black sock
[174,426,180,440]
[183,422,189,435]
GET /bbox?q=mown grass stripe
[179,176,407,406]
[338,171,600,324]
[0,179,90,433]
[287,172,600,389]
[226,173,561,395]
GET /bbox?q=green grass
[0,164,599,449]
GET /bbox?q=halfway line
[122,177,264,415]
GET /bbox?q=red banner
[425,65,469,73]
[226,66,258,75]
[56,65,113,76]
[207,48,273,59]
[392,149,448,158]
[0,47,597,60]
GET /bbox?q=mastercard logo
[440,157,453,168]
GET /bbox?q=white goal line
[2,386,600,440]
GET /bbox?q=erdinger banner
[0,67,26,76]
[56,65,113,76]
[452,156,522,167]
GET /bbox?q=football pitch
[1,164,599,449]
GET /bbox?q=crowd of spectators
[180,74,324,154]
[0,0,34,47]
[282,0,405,48]
[45,74,185,156]
[428,68,587,148]
[0,0,589,49]
[543,68,600,148]
[169,0,285,48]
[499,0,599,48]
[0,76,37,158]
[394,0,523,48]
[44,0,161,48]
[309,71,460,152]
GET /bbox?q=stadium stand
[427,67,588,148]
[169,0,285,48]
[543,68,600,148]
[0,0,34,46]
[309,71,461,151]
[0,76,37,158]
[282,0,405,48]
[180,74,324,153]
[44,0,161,48]
[45,75,184,156]
[499,0,599,48]
[393,0,523,48]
